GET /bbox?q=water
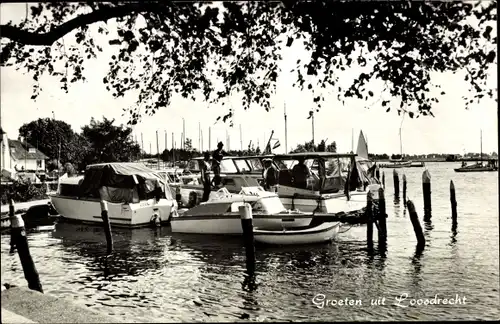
[1,162,498,321]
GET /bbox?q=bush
[0,180,47,205]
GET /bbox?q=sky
[0,2,498,156]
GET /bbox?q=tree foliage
[289,139,336,153]
[80,116,141,165]
[18,118,82,163]
[1,1,497,123]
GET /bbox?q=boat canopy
[272,152,375,193]
[77,163,172,202]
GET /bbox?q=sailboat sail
[356,131,369,160]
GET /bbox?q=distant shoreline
[372,158,497,163]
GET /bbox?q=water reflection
[52,222,168,279]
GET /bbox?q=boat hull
[454,167,498,172]
[254,222,340,245]
[50,195,176,227]
[379,161,412,168]
[170,213,313,235]
[278,190,367,214]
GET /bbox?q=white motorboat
[270,152,376,214]
[170,186,321,235]
[254,221,340,245]
[49,163,178,228]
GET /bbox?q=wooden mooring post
[100,200,113,255]
[366,191,374,251]
[239,203,256,273]
[422,170,432,221]
[402,174,407,207]
[9,198,44,293]
[450,180,457,228]
[378,187,388,247]
[407,200,425,249]
[382,172,385,189]
[393,169,400,198]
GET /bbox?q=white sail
[356,131,369,160]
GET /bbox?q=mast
[480,129,483,160]
[209,127,211,151]
[240,124,243,151]
[351,128,354,153]
[156,130,160,170]
[141,133,144,160]
[172,132,175,166]
[264,130,274,155]
[284,103,288,154]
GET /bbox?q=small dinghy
[253,221,340,245]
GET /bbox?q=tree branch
[0,2,167,46]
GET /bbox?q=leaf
[109,39,121,45]
[409,111,414,118]
[386,108,390,112]
[286,37,294,47]
[368,91,374,97]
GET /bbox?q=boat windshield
[234,159,251,172]
[246,158,263,172]
[220,159,238,173]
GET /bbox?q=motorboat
[176,156,268,207]
[254,221,340,245]
[49,163,178,227]
[270,152,376,214]
[170,186,324,235]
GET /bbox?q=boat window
[246,158,263,171]
[325,157,351,177]
[187,160,201,172]
[234,159,251,172]
[220,159,238,173]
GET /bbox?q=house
[1,129,49,173]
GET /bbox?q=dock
[0,199,50,216]
[1,199,53,229]
[1,286,123,323]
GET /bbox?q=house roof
[8,140,49,160]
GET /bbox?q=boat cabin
[188,156,265,176]
[270,152,372,194]
[57,163,173,203]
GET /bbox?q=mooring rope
[338,223,355,234]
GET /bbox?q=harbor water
[1,162,498,321]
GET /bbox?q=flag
[272,140,281,149]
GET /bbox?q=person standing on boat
[211,142,225,187]
[201,151,212,202]
[262,158,279,191]
[292,157,311,189]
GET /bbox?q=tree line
[18,117,140,172]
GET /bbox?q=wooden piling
[100,200,113,255]
[450,180,457,226]
[9,198,43,293]
[422,170,432,220]
[393,169,400,198]
[402,174,407,207]
[407,200,425,249]
[382,172,385,189]
[239,203,255,273]
[378,187,387,245]
[366,191,373,251]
